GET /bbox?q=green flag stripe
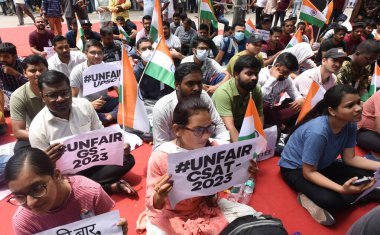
[299,13,325,28]
[145,62,175,88]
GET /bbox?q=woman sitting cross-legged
[279,84,380,226]
[145,97,263,235]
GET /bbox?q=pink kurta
[145,142,229,235]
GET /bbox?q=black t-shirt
[315,39,347,64]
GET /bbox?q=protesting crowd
[2,0,380,234]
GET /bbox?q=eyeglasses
[43,89,71,100]
[182,123,216,137]
[7,178,50,206]
[88,51,104,56]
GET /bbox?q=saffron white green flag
[117,22,130,41]
[369,62,380,96]
[245,18,257,37]
[144,38,175,88]
[286,28,302,48]
[149,0,164,42]
[238,95,266,141]
[300,0,326,28]
[200,0,218,29]
[75,14,84,51]
[297,81,326,123]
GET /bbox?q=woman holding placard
[5,148,128,235]
[279,84,380,226]
[145,97,262,234]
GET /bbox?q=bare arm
[71,87,79,97]
[11,120,29,140]
[342,147,380,171]
[221,116,239,142]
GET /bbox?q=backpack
[220,214,289,235]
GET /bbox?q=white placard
[34,210,122,235]
[353,167,380,204]
[82,61,121,96]
[168,138,267,208]
[257,126,278,161]
[0,142,15,155]
[52,126,124,175]
[43,47,56,59]
[256,29,270,41]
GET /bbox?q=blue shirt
[220,36,247,66]
[278,115,357,170]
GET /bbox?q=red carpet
[0,25,378,235]
[0,115,377,235]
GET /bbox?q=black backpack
[220,214,289,235]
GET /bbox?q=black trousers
[357,128,380,153]
[280,161,373,211]
[78,153,135,192]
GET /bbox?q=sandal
[115,180,138,198]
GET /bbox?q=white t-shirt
[256,0,268,8]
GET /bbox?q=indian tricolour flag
[200,0,218,29]
[300,0,327,28]
[117,22,130,42]
[286,28,302,48]
[322,1,333,24]
[144,37,175,88]
[369,62,380,96]
[297,81,326,123]
[149,0,164,42]
[117,47,150,132]
[238,95,266,141]
[245,18,257,37]
[75,14,84,51]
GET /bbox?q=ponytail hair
[285,84,358,142]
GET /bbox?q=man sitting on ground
[294,48,345,96]
[100,26,123,62]
[48,35,86,77]
[70,40,119,124]
[213,55,263,142]
[181,36,230,95]
[10,55,48,152]
[152,62,229,149]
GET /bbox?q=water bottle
[227,184,243,202]
[240,179,255,205]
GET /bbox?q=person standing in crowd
[279,84,380,226]
[14,0,35,26]
[41,0,64,36]
[273,0,291,27]
[29,16,55,58]
[96,0,112,28]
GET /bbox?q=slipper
[116,180,138,198]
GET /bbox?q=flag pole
[121,45,126,134]
[137,36,162,89]
[315,27,322,42]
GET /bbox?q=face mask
[195,49,208,61]
[140,49,153,62]
[234,32,244,41]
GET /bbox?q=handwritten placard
[34,210,122,235]
[168,138,267,208]
[52,125,124,174]
[82,61,121,96]
[44,47,56,59]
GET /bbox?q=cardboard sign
[82,61,121,96]
[44,47,56,59]
[257,126,278,161]
[34,210,122,235]
[256,29,270,41]
[167,138,267,207]
[53,126,124,175]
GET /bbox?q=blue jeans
[96,96,119,122]
[0,155,11,185]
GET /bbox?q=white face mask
[195,49,208,61]
[141,49,153,62]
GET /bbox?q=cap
[80,20,92,26]
[262,17,272,23]
[247,34,267,44]
[324,48,347,59]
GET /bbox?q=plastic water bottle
[227,184,243,202]
[240,179,255,204]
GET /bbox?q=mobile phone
[352,176,372,186]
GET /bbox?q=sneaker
[297,193,336,226]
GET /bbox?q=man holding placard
[70,39,119,125]
[29,70,137,197]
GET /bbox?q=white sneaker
[297,193,336,226]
